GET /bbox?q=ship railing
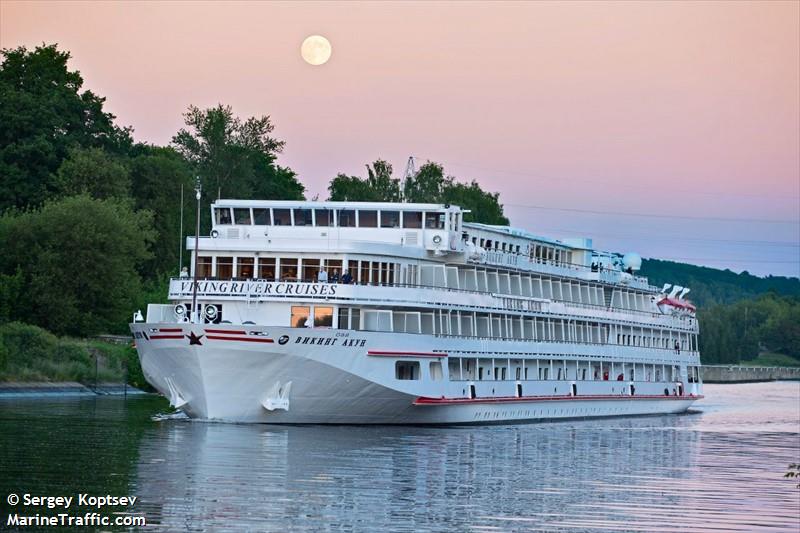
[169,277,697,327]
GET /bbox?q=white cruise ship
[131,200,703,424]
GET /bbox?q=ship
[130,199,703,423]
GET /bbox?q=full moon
[301,35,332,66]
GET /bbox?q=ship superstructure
[131,200,702,423]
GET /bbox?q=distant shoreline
[0,381,150,398]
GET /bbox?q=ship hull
[131,323,700,424]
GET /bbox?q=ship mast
[190,176,202,323]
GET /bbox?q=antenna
[401,155,416,202]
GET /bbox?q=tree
[442,180,509,225]
[404,161,446,203]
[328,173,382,201]
[128,145,195,277]
[366,159,401,202]
[171,104,300,200]
[54,147,130,200]
[0,195,154,335]
[0,44,132,211]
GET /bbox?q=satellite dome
[622,252,642,272]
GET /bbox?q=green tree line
[0,43,797,382]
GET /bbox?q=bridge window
[216,256,233,279]
[215,207,232,225]
[293,208,313,226]
[338,209,356,227]
[315,209,331,226]
[273,208,291,226]
[403,211,422,228]
[279,258,299,280]
[197,256,212,278]
[396,361,420,380]
[236,257,254,279]
[425,212,445,229]
[290,306,310,328]
[358,210,378,228]
[380,210,400,228]
[258,258,276,280]
[253,208,271,225]
[234,208,251,225]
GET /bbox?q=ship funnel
[668,285,682,298]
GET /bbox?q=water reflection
[132,383,800,532]
[2,383,798,532]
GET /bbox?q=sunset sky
[2,1,798,277]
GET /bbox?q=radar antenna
[401,155,416,202]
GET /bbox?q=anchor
[164,377,188,409]
[261,381,292,411]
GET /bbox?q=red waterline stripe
[205,329,247,335]
[149,335,184,340]
[368,350,447,358]
[157,328,183,333]
[206,335,274,343]
[414,394,703,405]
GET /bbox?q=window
[396,361,420,380]
[315,209,331,227]
[314,306,333,327]
[273,208,291,226]
[293,208,313,226]
[258,258,276,280]
[280,258,299,280]
[380,210,400,228]
[425,212,445,229]
[403,211,422,228]
[338,209,356,227]
[290,306,310,328]
[302,259,320,282]
[234,208,251,225]
[236,257,254,278]
[197,256,212,278]
[215,208,232,225]
[253,208,271,225]
[216,257,233,279]
[429,361,443,381]
[358,210,378,227]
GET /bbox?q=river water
[1,382,798,532]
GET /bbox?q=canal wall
[701,365,800,383]
[0,381,149,398]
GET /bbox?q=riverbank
[701,365,800,383]
[0,381,149,398]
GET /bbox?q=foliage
[0,321,146,386]
[697,294,800,364]
[0,195,155,336]
[742,352,800,368]
[328,159,509,225]
[172,104,302,200]
[55,146,131,200]
[0,44,131,212]
[128,144,195,276]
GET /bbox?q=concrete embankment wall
[0,382,148,398]
[702,366,800,383]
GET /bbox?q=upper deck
[196,200,655,291]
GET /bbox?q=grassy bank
[0,322,150,390]
[740,352,800,368]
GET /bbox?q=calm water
[1,382,799,532]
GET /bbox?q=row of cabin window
[339,307,697,351]
[447,358,686,383]
[215,207,447,230]
[400,359,700,384]
[465,234,573,267]
[196,256,400,284]
[194,255,656,313]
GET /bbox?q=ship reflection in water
[131,382,800,532]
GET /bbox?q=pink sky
[2,1,798,276]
